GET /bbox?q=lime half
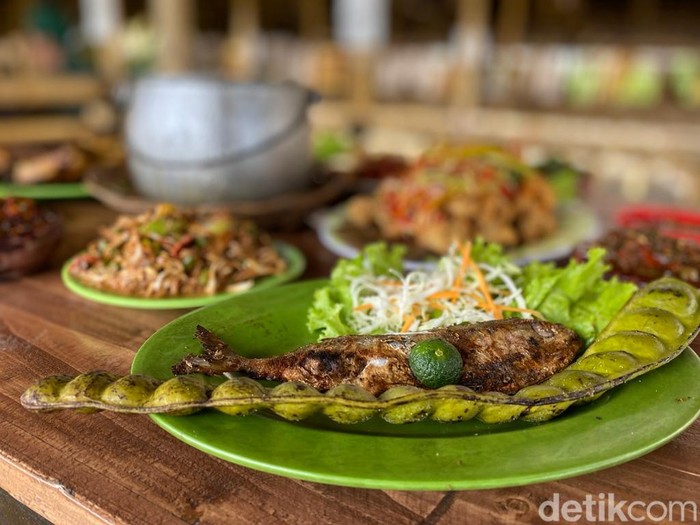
[408,339,463,389]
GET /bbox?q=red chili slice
[616,205,700,244]
[617,205,700,227]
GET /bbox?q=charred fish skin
[172,320,582,396]
[435,319,584,394]
[172,327,418,393]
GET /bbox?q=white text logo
[539,493,698,522]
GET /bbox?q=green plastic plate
[131,280,700,490]
[62,242,305,309]
[0,182,90,199]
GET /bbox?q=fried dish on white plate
[345,145,558,256]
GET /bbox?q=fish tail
[194,325,239,359]
[170,325,244,376]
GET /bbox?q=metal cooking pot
[125,75,317,203]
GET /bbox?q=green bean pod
[20,277,700,425]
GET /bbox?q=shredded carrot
[427,290,461,300]
[497,305,544,318]
[453,242,472,289]
[459,242,472,273]
[401,314,416,333]
[470,260,501,319]
[353,303,374,312]
[418,241,527,322]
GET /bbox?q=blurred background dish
[571,204,700,286]
[0,197,63,279]
[83,161,355,231]
[0,135,124,198]
[313,199,600,269]
[312,143,601,266]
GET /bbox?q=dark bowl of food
[571,205,700,287]
[0,198,63,280]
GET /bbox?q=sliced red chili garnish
[616,205,700,245]
[616,205,700,228]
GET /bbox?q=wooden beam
[0,116,91,144]
[311,100,700,156]
[0,75,104,110]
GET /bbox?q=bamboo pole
[299,0,329,40]
[450,0,491,107]
[224,0,260,80]
[0,75,103,109]
[332,0,389,121]
[79,0,125,81]
[149,0,194,73]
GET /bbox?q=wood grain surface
[0,200,698,525]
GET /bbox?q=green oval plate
[0,182,90,199]
[62,241,305,309]
[130,280,700,490]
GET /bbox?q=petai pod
[20,277,700,425]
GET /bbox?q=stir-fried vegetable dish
[68,204,287,298]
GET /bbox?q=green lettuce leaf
[521,247,638,344]
[307,243,405,339]
[469,238,513,268]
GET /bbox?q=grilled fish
[172,319,582,395]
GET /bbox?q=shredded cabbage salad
[307,241,638,343]
[348,244,536,334]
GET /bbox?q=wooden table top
[1,200,698,525]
